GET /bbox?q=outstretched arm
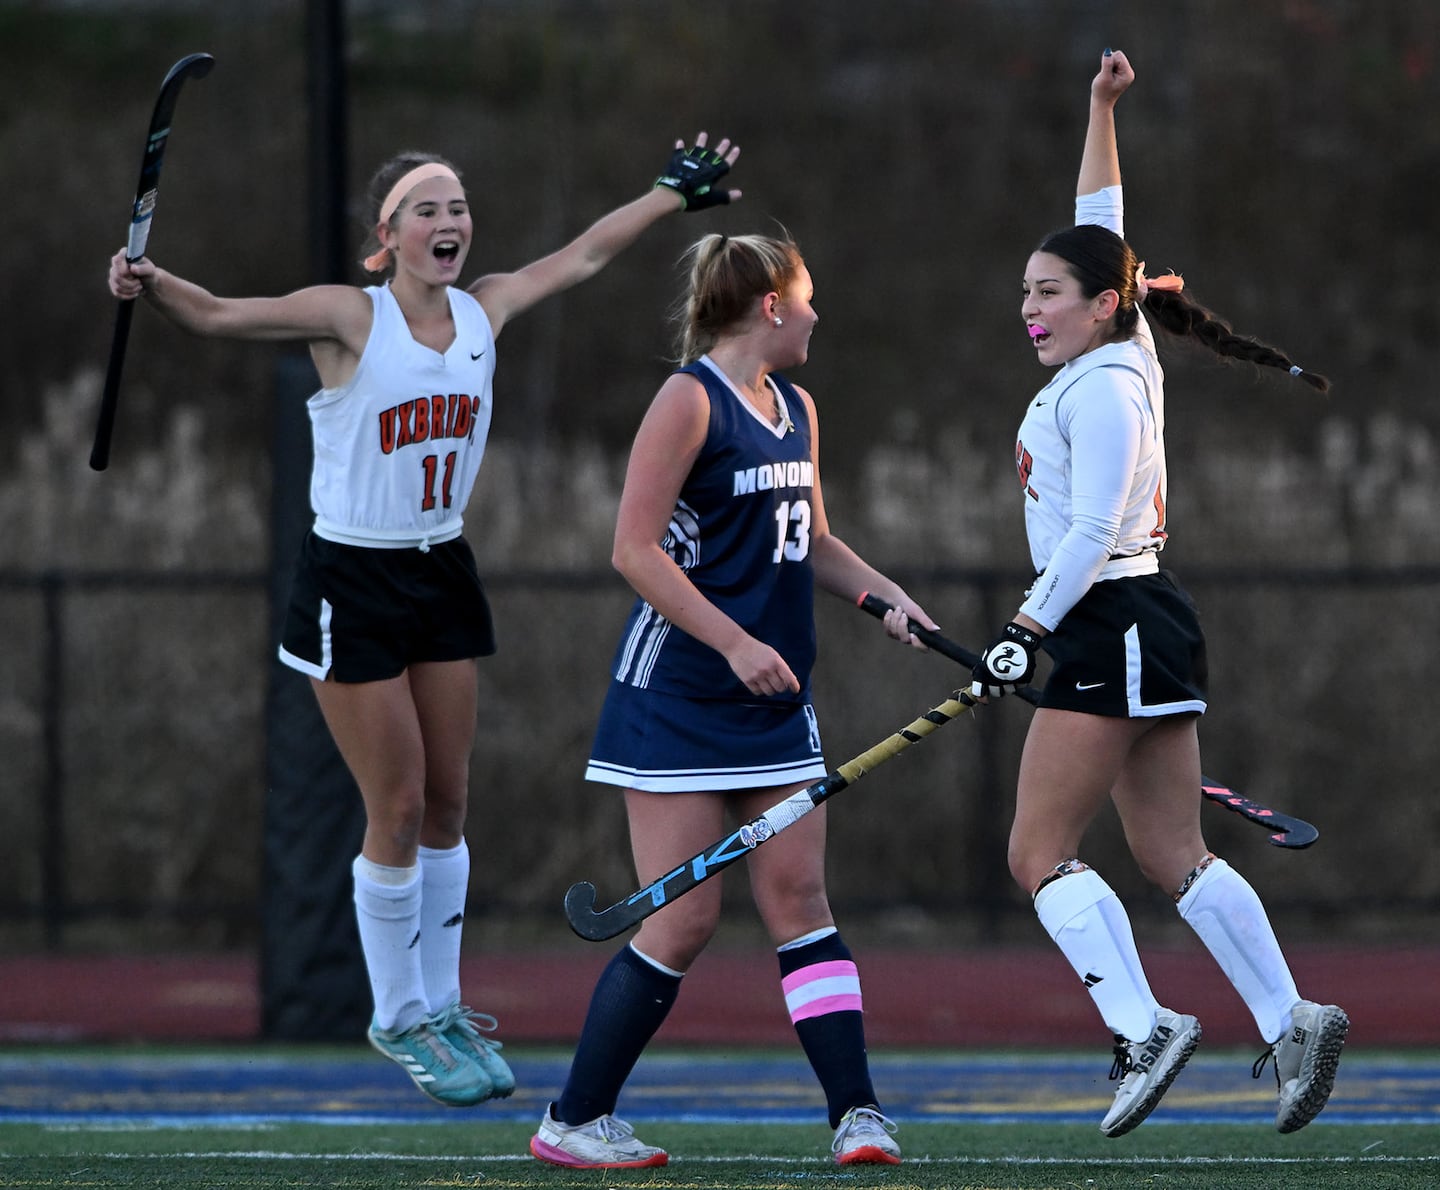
[470,131,741,335]
[1076,48,1135,196]
[108,250,371,350]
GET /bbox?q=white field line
[8,1151,1438,1167]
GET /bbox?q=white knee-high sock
[417,841,470,1013]
[1035,868,1160,1042]
[352,856,428,1033]
[1176,857,1299,1043]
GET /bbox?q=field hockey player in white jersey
[528,232,936,1170]
[107,132,742,1107]
[967,50,1348,1138]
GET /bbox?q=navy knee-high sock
[555,944,681,1125]
[778,929,878,1128]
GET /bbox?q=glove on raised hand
[654,142,734,211]
[970,622,1042,700]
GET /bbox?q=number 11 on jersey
[420,451,457,511]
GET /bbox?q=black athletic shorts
[1037,570,1208,718]
[278,531,496,683]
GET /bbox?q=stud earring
[773,317,784,327]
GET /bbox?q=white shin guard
[1176,857,1299,1043]
[352,856,429,1033]
[417,842,469,1013]
[1035,868,1160,1042]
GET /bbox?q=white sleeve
[1074,185,1157,358]
[1018,370,1146,630]
[1076,185,1124,238]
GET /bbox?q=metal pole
[260,0,369,1040]
[40,573,65,949]
[306,0,348,285]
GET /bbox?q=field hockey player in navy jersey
[529,231,936,1169]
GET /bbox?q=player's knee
[1127,833,1207,893]
[755,893,832,949]
[1008,838,1069,893]
[421,788,467,841]
[365,786,427,848]
[637,910,718,969]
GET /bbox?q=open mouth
[1027,324,1050,346]
[434,241,460,264]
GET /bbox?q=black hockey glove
[654,142,734,211]
[971,622,1042,700]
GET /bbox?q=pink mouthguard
[1028,325,1047,340]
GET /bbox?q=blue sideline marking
[0,1051,1435,1127]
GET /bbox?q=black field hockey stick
[565,687,978,940]
[857,593,1319,849]
[91,52,215,472]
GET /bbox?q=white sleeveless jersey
[307,283,496,548]
[1015,186,1168,630]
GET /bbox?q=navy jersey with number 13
[610,356,817,702]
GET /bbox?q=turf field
[3,1121,1439,1188]
[2,1045,1437,1187]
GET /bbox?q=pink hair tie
[1135,261,1184,302]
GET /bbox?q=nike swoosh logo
[470,350,486,360]
[1076,681,1105,691]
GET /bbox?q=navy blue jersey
[610,357,817,702]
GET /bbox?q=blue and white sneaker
[430,1002,516,1098]
[367,1016,492,1106]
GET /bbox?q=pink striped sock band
[782,959,862,1023]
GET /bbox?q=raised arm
[108,250,372,349]
[1076,48,1135,196]
[470,132,741,335]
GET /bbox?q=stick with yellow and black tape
[564,687,977,941]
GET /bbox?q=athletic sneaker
[832,1106,902,1165]
[367,1017,492,1107]
[530,1105,668,1169]
[1258,1000,1350,1133]
[430,1002,516,1098]
[1100,1008,1202,1137]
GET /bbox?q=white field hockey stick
[857,593,1318,849]
[564,686,978,940]
[91,52,215,472]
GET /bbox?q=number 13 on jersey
[772,499,812,562]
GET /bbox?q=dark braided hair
[1037,224,1330,393]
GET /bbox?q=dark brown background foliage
[2,0,1438,951]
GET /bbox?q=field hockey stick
[91,52,215,472]
[565,687,977,940]
[857,593,1319,849]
